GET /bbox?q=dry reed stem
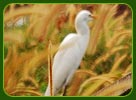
[66,4,77,27]
[15,86,38,90]
[80,76,113,88]
[20,76,39,88]
[93,73,132,96]
[106,11,128,33]
[10,89,42,96]
[22,49,48,81]
[76,69,97,76]
[4,46,18,89]
[66,4,81,28]
[106,30,132,49]
[89,5,112,55]
[124,64,132,73]
[103,5,118,42]
[5,46,48,92]
[4,8,45,23]
[26,20,38,36]
[4,49,36,93]
[110,54,127,72]
[37,5,66,42]
[48,41,53,96]
[78,73,120,95]
[9,4,15,13]
[80,80,106,96]
[4,47,12,65]
[4,31,25,44]
[79,76,113,94]
[67,73,86,96]
[91,46,128,70]
[106,16,131,48]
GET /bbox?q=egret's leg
[62,70,76,96]
[62,84,68,96]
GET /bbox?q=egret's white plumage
[45,10,93,96]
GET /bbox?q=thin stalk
[48,41,54,96]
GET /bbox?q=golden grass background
[4,4,132,96]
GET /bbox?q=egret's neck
[75,20,90,36]
[75,20,90,56]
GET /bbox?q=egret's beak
[91,15,97,19]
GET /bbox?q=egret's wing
[53,33,78,71]
[58,33,78,51]
[51,33,81,95]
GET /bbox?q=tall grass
[4,4,132,96]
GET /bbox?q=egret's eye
[88,14,91,17]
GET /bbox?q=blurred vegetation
[4,4,132,96]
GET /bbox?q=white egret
[45,10,95,96]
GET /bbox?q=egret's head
[75,10,94,24]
